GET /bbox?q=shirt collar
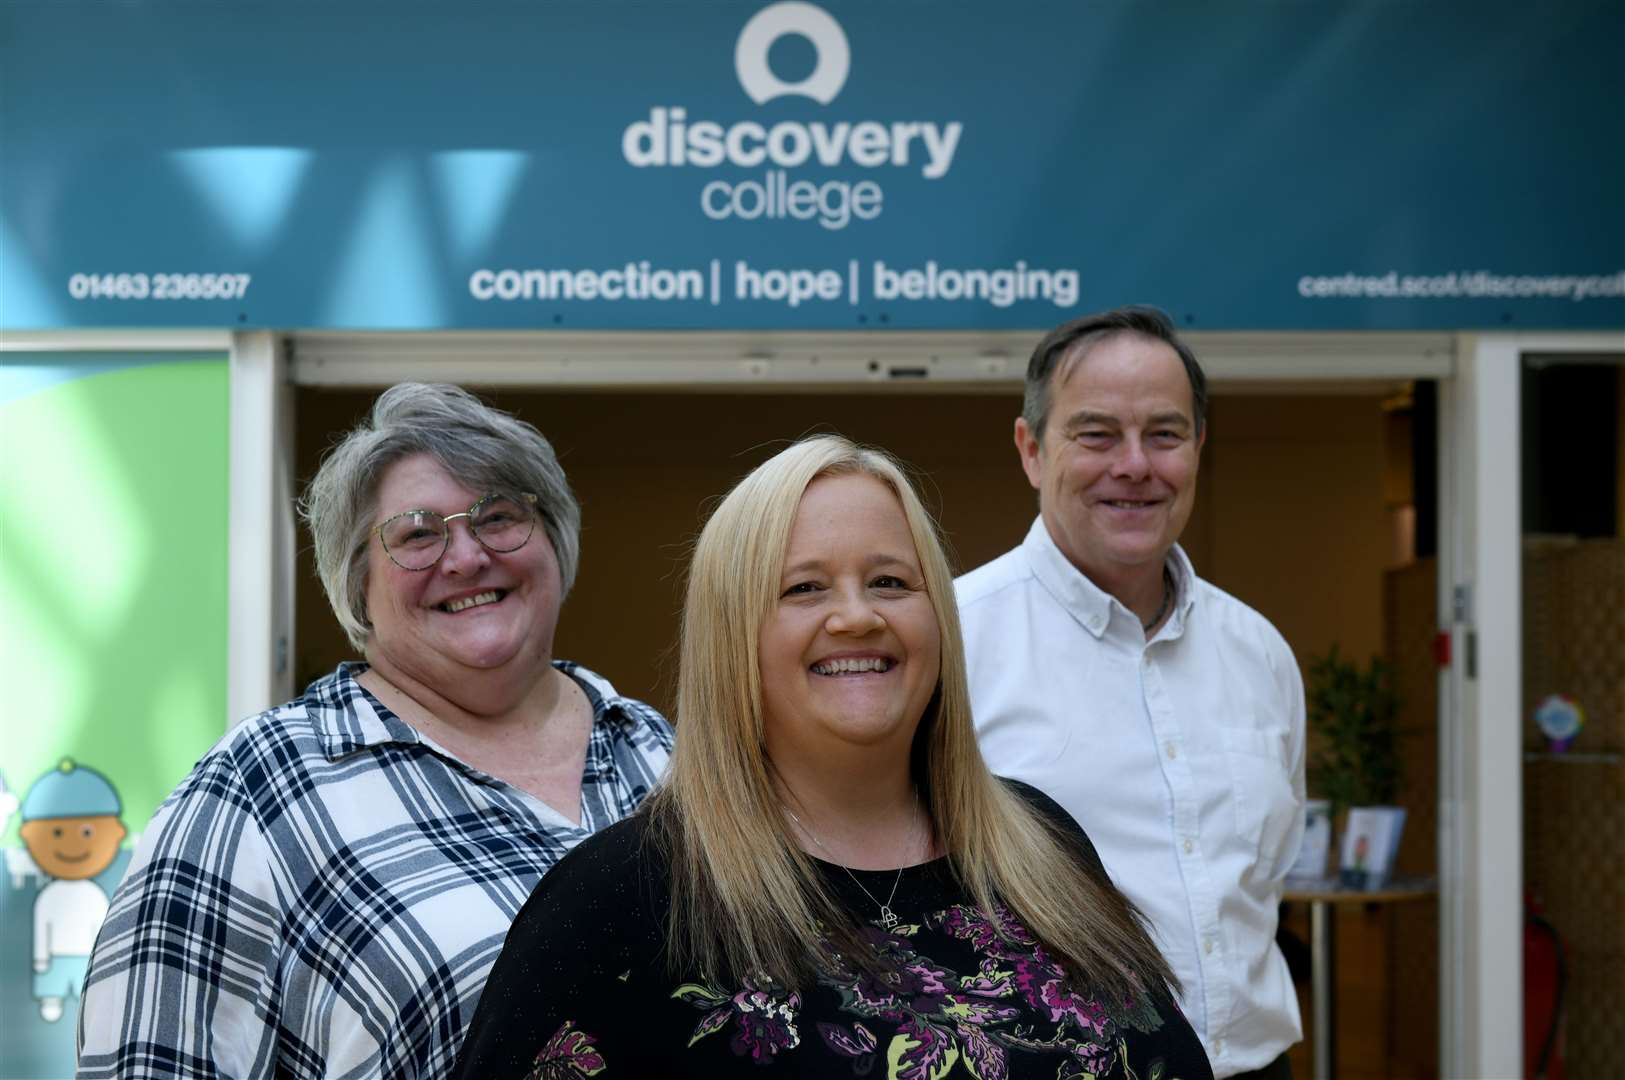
[1167,543,1198,620]
[1021,517,1197,639]
[307,660,637,762]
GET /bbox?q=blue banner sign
[3,1,1621,331]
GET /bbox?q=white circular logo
[734,2,850,105]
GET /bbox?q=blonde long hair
[645,435,1175,1005]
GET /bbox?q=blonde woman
[454,436,1212,1079]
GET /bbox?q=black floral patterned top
[452,782,1213,1080]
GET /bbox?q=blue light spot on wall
[170,148,313,253]
[0,362,125,407]
[0,218,64,329]
[429,151,529,261]
[0,355,220,408]
[323,157,443,328]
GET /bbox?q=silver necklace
[782,797,922,930]
[1142,565,1175,634]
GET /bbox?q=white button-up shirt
[957,518,1305,1078]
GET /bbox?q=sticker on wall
[16,761,128,1023]
[1,760,135,1072]
[1534,693,1587,753]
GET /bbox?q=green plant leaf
[1305,645,1405,819]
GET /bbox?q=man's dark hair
[1022,306,1207,441]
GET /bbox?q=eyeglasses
[373,493,539,571]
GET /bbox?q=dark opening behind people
[453,435,1212,1079]
[78,383,672,1079]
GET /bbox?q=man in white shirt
[956,306,1305,1080]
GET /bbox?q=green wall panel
[0,353,229,1076]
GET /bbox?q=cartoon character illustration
[17,759,127,1022]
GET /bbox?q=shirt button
[1204,938,1216,955]
[1165,742,1178,760]
[1183,838,1194,854]
[1142,654,1153,668]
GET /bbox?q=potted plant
[1304,646,1406,887]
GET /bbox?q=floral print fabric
[453,784,1213,1080]
[668,903,1182,1080]
[526,1021,606,1079]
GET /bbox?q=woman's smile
[758,472,941,762]
[366,453,563,677]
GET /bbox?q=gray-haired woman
[79,383,673,1079]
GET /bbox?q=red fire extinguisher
[1524,892,1567,1080]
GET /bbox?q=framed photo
[1287,799,1333,881]
[1339,806,1407,889]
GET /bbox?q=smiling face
[1016,332,1205,592]
[19,814,126,880]
[758,473,943,770]
[364,453,563,689]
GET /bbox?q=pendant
[877,905,899,929]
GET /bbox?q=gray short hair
[1022,306,1207,442]
[300,383,581,652]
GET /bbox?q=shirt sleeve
[451,823,651,1080]
[78,750,286,1080]
[1275,639,1309,883]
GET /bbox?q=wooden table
[1282,878,1437,1080]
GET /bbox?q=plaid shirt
[78,661,672,1079]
